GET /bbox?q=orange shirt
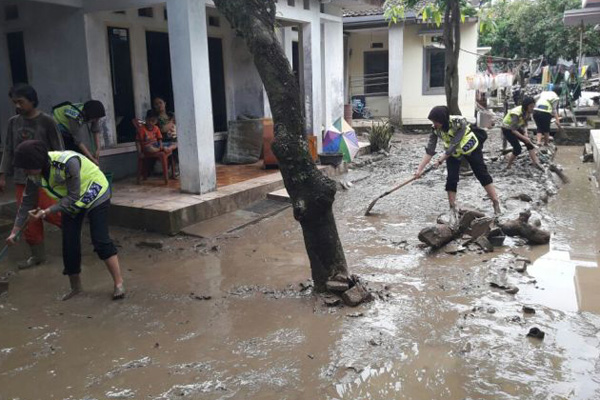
[137,125,162,147]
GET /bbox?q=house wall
[346,21,479,123]
[0,2,91,140]
[402,22,477,123]
[346,30,389,117]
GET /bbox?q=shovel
[365,166,434,216]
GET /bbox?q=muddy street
[1,129,600,399]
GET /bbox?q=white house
[343,6,479,125]
[0,0,377,194]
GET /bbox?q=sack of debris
[223,117,266,165]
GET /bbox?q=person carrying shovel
[5,140,125,301]
[414,106,501,220]
[501,96,544,171]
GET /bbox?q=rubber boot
[62,275,82,301]
[17,243,46,270]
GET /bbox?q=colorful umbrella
[322,118,360,162]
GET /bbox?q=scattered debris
[582,144,594,163]
[323,296,341,307]
[522,305,536,314]
[299,280,314,292]
[326,280,350,293]
[135,240,163,250]
[0,280,8,296]
[190,293,212,301]
[475,236,494,253]
[549,163,570,184]
[341,284,372,307]
[510,193,533,202]
[504,286,519,295]
[499,210,551,244]
[418,224,456,249]
[527,327,546,340]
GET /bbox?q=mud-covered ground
[1,129,599,400]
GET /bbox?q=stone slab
[182,210,262,239]
[268,189,291,203]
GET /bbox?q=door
[6,32,28,84]
[108,27,136,143]
[146,31,174,111]
[208,37,227,132]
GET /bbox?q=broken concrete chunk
[135,240,164,250]
[459,209,486,232]
[323,296,341,307]
[513,260,529,273]
[510,193,533,202]
[341,284,371,307]
[443,241,464,255]
[469,217,493,239]
[418,224,456,249]
[326,280,350,293]
[475,236,494,253]
[504,286,519,295]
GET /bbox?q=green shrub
[368,120,393,152]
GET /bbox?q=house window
[304,0,310,10]
[4,5,18,21]
[164,8,168,20]
[6,32,28,84]
[424,48,446,95]
[364,51,389,96]
[320,3,325,13]
[208,16,220,27]
[138,7,154,18]
[288,0,295,6]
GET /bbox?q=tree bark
[443,0,462,115]
[213,0,348,291]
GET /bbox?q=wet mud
[1,129,600,399]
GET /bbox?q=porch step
[267,188,291,203]
[587,116,600,129]
[181,199,290,239]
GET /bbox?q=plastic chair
[132,119,175,185]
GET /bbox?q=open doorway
[108,27,136,143]
[146,31,174,112]
[208,37,227,132]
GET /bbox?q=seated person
[137,110,177,155]
[152,96,176,141]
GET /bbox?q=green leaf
[460,12,465,23]
[434,11,442,27]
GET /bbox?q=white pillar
[302,20,323,152]
[167,0,216,194]
[323,20,344,130]
[389,23,404,126]
[129,25,151,119]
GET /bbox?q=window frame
[423,47,446,96]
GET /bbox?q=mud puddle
[1,132,600,399]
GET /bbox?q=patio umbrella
[323,117,360,162]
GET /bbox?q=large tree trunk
[443,0,462,115]
[214,0,348,291]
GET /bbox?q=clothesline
[458,47,542,63]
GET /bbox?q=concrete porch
[109,163,348,235]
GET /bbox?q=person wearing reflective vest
[501,97,543,170]
[52,101,105,165]
[6,140,125,301]
[415,106,501,217]
[533,89,561,146]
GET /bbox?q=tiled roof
[342,7,384,17]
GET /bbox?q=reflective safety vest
[52,102,84,135]
[503,106,527,129]
[534,92,559,114]
[41,151,109,214]
[436,116,479,158]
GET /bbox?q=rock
[418,224,456,249]
[299,280,314,291]
[341,284,371,307]
[513,261,528,273]
[475,236,494,253]
[499,210,550,245]
[136,240,163,250]
[511,193,533,202]
[504,286,519,294]
[459,209,486,232]
[368,338,382,346]
[443,241,464,255]
[326,280,350,293]
[522,305,536,314]
[487,307,497,314]
[323,296,341,307]
[0,279,8,295]
[530,218,542,227]
[469,217,494,239]
[526,327,545,340]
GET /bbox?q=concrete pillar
[389,23,404,126]
[129,25,151,119]
[323,20,344,130]
[167,0,216,194]
[84,13,117,147]
[302,20,323,151]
